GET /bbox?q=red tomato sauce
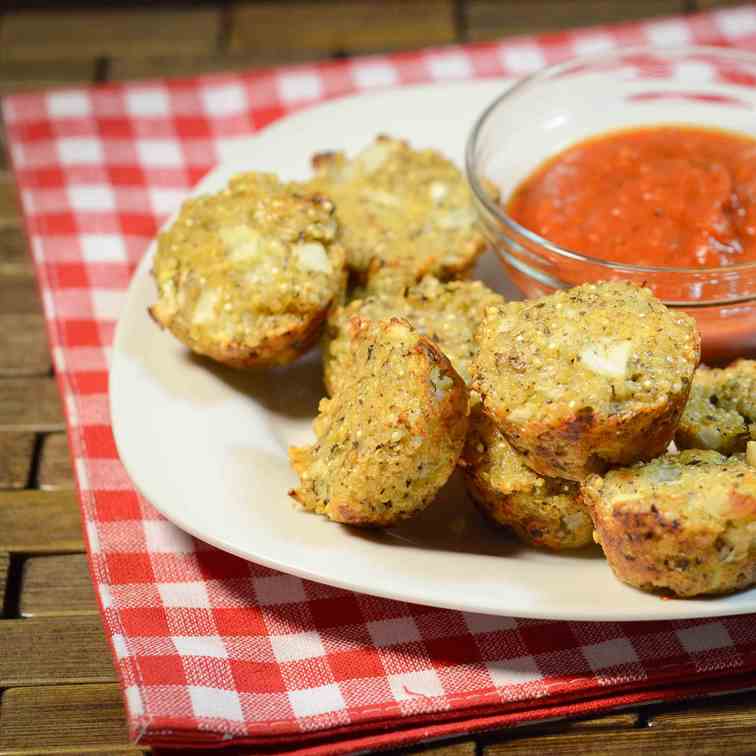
[507,125,756,268]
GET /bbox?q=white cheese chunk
[580,340,632,378]
[294,242,332,274]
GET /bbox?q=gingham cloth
[4,6,756,753]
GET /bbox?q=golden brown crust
[289,316,469,527]
[582,450,756,597]
[461,405,592,550]
[302,135,496,283]
[473,282,700,481]
[676,360,756,455]
[322,275,504,395]
[150,171,347,368]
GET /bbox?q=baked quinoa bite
[676,360,756,455]
[323,275,504,395]
[583,450,756,597]
[289,317,468,527]
[461,405,592,550]
[150,172,346,368]
[473,281,700,481]
[304,135,496,283]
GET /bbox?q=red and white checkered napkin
[4,6,756,753]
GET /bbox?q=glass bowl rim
[465,44,756,276]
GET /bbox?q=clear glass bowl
[466,46,756,364]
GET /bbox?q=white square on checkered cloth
[288,683,346,718]
[270,630,325,662]
[583,638,639,671]
[59,138,103,165]
[277,71,322,103]
[174,635,228,659]
[48,91,91,118]
[389,669,444,701]
[68,185,116,212]
[202,83,248,116]
[81,234,127,263]
[486,655,543,687]
[136,139,184,167]
[499,43,546,74]
[351,62,398,89]
[428,52,473,80]
[255,574,307,606]
[367,616,421,647]
[126,87,170,117]
[158,582,211,608]
[678,623,733,654]
[189,686,244,721]
[143,520,196,553]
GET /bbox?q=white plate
[111,80,756,621]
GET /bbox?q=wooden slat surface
[20,554,97,617]
[0,616,115,687]
[466,0,685,41]
[0,8,222,63]
[0,227,32,275]
[0,59,98,95]
[0,684,143,754]
[0,378,64,432]
[0,314,52,376]
[0,175,20,225]
[0,274,41,316]
[422,743,477,756]
[230,0,457,56]
[0,490,83,554]
[38,432,75,491]
[0,432,35,490]
[483,728,756,755]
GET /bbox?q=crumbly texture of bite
[676,360,756,455]
[462,404,591,550]
[289,317,469,526]
[583,450,756,597]
[150,172,346,367]
[323,276,504,394]
[473,281,700,481]
[302,135,496,282]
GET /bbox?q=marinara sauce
[508,125,756,269]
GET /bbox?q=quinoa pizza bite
[323,275,504,395]
[676,360,756,455]
[289,317,468,527]
[461,405,592,550]
[150,172,346,368]
[583,449,756,597]
[304,135,496,284]
[473,281,700,481]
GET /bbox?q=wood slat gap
[0,490,84,554]
[38,432,75,491]
[0,551,9,618]
[20,553,97,617]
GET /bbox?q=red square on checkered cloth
[4,7,756,754]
